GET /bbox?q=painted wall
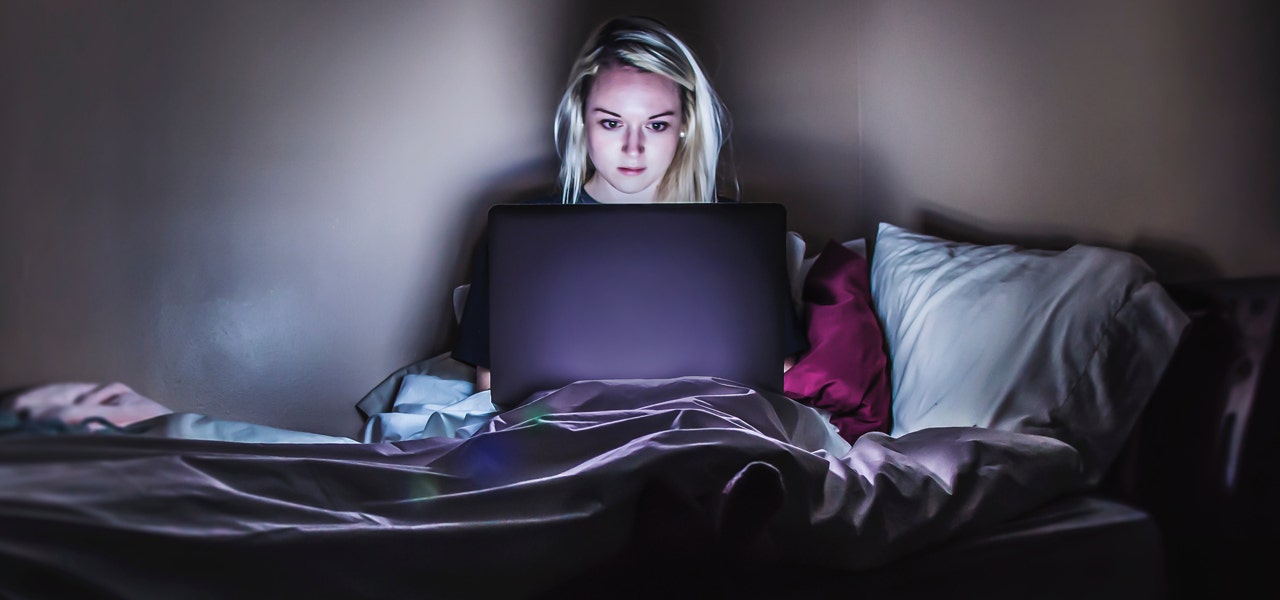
[2,1,1275,436]
[856,0,1279,281]
[1,0,567,437]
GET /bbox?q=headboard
[1102,276,1279,595]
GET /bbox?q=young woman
[453,16,807,392]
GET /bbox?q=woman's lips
[618,167,645,175]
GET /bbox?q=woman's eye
[648,122,669,132]
[600,120,621,130]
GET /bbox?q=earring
[679,131,686,138]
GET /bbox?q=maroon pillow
[783,240,892,444]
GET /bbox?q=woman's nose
[623,128,644,155]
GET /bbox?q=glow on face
[584,65,684,203]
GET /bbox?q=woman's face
[584,65,684,203]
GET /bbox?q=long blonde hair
[553,16,733,204]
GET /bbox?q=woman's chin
[593,179,659,201]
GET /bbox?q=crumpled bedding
[0,376,1086,599]
[1,382,173,431]
[2,382,356,444]
[357,352,494,442]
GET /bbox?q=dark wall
[857,0,1279,280]
[2,0,1274,436]
[1,0,568,436]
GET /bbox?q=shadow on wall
[915,208,1222,285]
[860,144,1222,284]
[735,136,867,255]
[418,158,560,360]
[561,1,724,72]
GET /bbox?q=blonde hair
[553,16,734,204]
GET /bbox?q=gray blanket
[0,376,1085,599]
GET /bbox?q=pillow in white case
[870,222,1188,485]
[786,231,805,306]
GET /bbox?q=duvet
[0,376,1085,599]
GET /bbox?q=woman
[453,16,807,392]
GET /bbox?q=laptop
[487,202,789,409]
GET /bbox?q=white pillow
[870,223,1188,485]
[786,231,805,306]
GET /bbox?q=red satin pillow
[783,240,892,444]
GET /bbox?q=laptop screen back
[487,202,788,408]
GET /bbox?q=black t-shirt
[451,191,810,368]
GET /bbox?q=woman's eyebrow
[590,108,676,120]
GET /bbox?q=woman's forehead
[587,66,681,116]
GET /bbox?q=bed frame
[1101,276,1279,598]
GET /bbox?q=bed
[4,221,1265,600]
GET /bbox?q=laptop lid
[487,202,789,409]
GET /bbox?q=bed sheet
[0,376,1086,599]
